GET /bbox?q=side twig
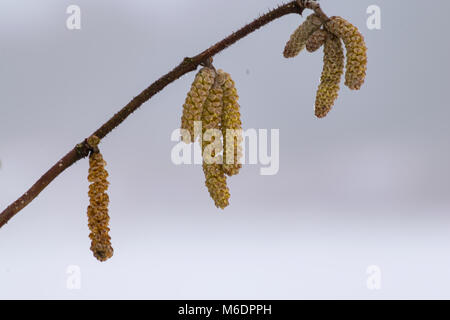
[0,1,327,228]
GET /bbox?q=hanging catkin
[306,29,328,53]
[283,13,323,58]
[315,33,345,118]
[181,67,216,142]
[218,70,242,176]
[86,136,113,262]
[201,73,230,209]
[325,16,367,90]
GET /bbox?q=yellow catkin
[181,67,216,142]
[87,148,113,262]
[283,13,323,58]
[325,16,367,90]
[202,162,230,209]
[306,28,328,53]
[315,33,344,118]
[218,70,242,176]
[201,73,230,209]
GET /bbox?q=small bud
[325,16,367,90]
[283,13,323,58]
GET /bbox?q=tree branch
[0,1,324,228]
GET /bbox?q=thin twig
[0,1,324,228]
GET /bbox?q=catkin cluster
[86,136,113,262]
[283,13,323,58]
[180,66,243,209]
[284,14,367,118]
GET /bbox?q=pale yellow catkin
[315,33,344,118]
[201,74,230,209]
[283,13,323,58]
[325,16,367,90]
[218,70,242,176]
[181,67,216,142]
[306,29,328,53]
[87,149,113,262]
[202,162,230,209]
